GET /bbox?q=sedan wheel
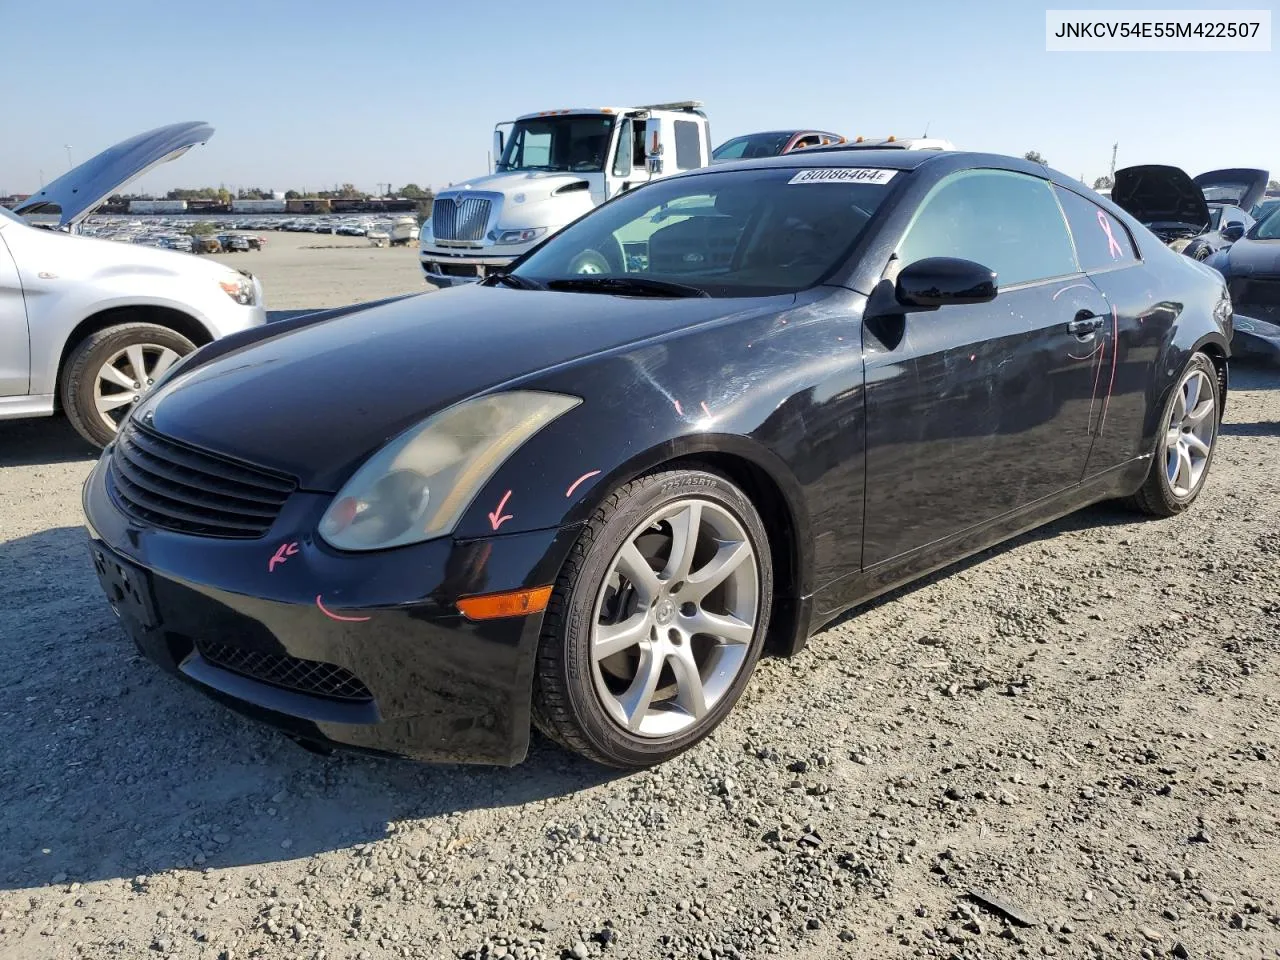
[532,469,773,768]
[1164,367,1216,498]
[590,499,759,738]
[61,322,197,448]
[1125,351,1221,516]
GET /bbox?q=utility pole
[1109,143,1118,181]
[64,145,74,170]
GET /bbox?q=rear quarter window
[1054,186,1139,271]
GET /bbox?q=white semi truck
[418,101,712,286]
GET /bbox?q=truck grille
[432,196,491,242]
[196,639,374,702]
[108,421,296,539]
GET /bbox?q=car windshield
[1250,206,1280,240]
[1201,184,1248,204]
[496,114,617,174]
[712,133,794,161]
[510,166,898,297]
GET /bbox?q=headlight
[218,273,256,305]
[317,391,580,551]
[494,227,547,245]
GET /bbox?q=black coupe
[83,149,1233,769]
[1206,206,1280,363]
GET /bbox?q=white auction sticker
[787,168,898,185]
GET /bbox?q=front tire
[1124,352,1220,516]
[532,469,773,768]
[61,323,196,448]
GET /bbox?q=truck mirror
[646,155,664,174]
[493,130,505,162]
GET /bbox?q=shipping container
[231,198,287,213]
[128,199,189,214]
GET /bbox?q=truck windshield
[496,115,617,174]
[510,166,899,298]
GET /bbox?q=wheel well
[671,452,805,659]
[55,306,212,410]
[1199,342,1229,413]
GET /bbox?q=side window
[897,170,1079,287]
[612,118,633,177]
[673,120,702,170]
[1054,186,1138,270]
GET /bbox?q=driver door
[605,117,649,200]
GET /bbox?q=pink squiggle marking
[1087,333,1106,432]
[700,401,711,417]
[1097,210,1124,260]
[1052,283,1094,301]
[1098,304,1120,435]
[565,470,601,498]
[1069,342,1103,362]
[268,541,299,572]
[673,400,683,416]
[315,595,371,623]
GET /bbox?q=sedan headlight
[317,391,580,551]
[494,227,547,245]
[218,273,257,306]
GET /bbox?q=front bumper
[1231,313,1280,364]
[81,454,581,765]
[419,250,516,287]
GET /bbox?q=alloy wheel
[1164,367,1216,498]
[92,343,183,432]
[590,499,759,738]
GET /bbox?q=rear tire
[61,322,197,448]
[531,468,773,768]
[1123,352,1220,517]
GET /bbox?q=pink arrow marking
[700,401,711,417]
[268,541,299,572]
[315,595,371,623]
[488,490,514,530]
[565,470,601,498]
[673,399,684,416]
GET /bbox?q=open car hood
[1194,167,1270,212]
[13,121,214,228]
[1112,165,1209,231]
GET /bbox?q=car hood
[13,121,214,228]
[440,170,591,203]
[139,285,787,491]
[1194,167,1269,211]
[1112,165,1210,231]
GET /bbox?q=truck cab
[419,101,711,287]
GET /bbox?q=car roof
[680,149,1090,190]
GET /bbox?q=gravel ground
[1,254,1277,960]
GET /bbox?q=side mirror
[895,257,998,308]
[1221,221,1246,242]
[492,129,505,163]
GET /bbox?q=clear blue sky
[1,0,1275,196]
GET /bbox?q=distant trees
[237,187,272,200]
[398,183,433,200]
[1270,179,1279,193]
[1023,150,1047,165]
[1093,175,1114,190]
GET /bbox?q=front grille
[108,421,296,539]
[432,196,491,242]
[196,639,373,702]
[436,261,480,278]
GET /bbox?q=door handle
[1067,311,1105,336]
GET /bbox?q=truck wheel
[61,323,197,448]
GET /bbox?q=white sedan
[0,122,266,446]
